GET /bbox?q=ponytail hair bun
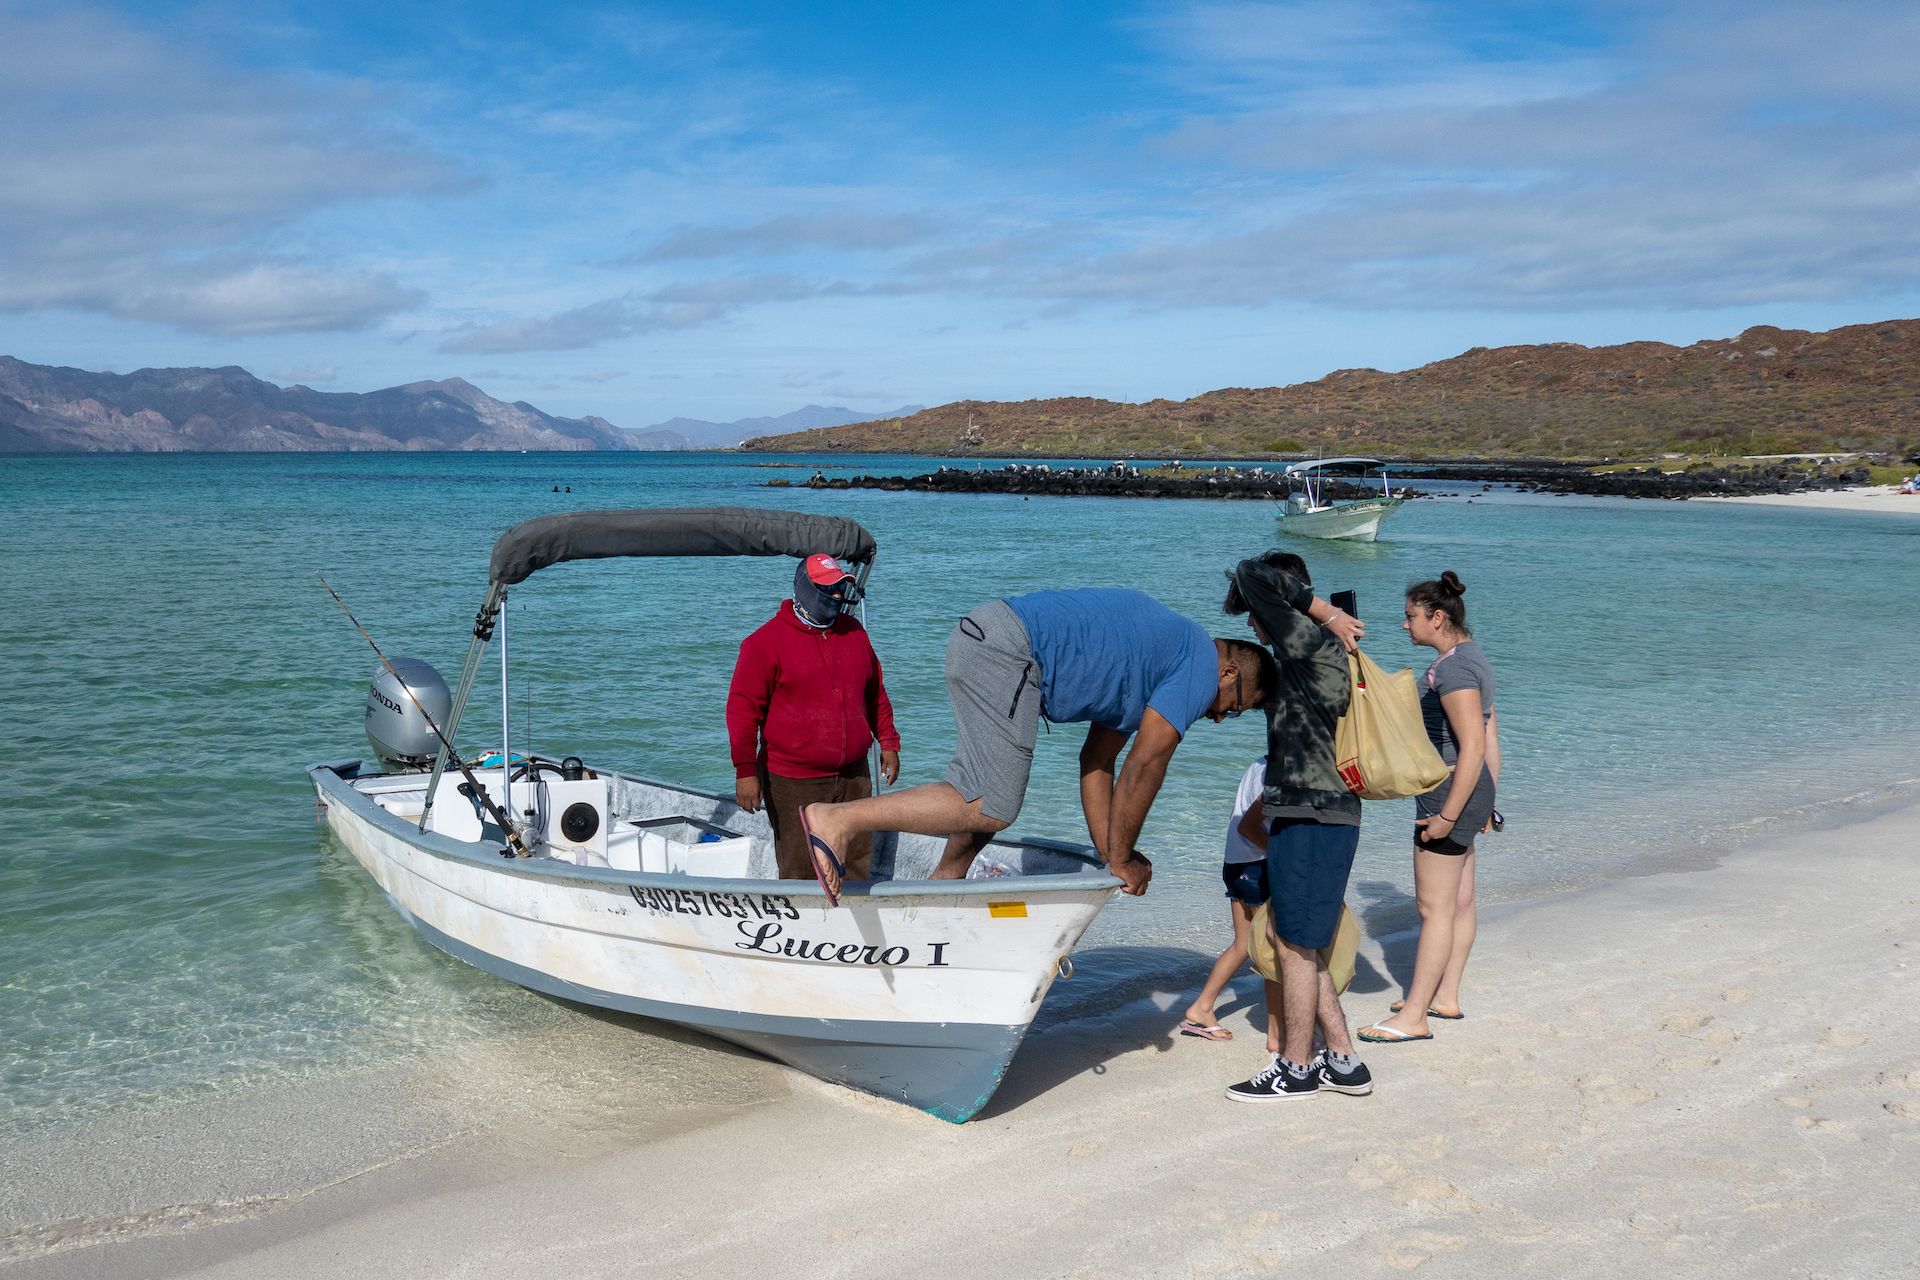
[1406,571,1471,635]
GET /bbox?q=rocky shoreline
[766,459,1875,501]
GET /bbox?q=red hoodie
[726,600,901,780]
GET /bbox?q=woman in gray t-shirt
[1359,570,1501,1046]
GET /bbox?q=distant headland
[741,320,1920,462]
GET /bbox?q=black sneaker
[1225,1056,1319,1102]
[1317,1055,1373,1096]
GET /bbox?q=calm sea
[3,450,1917,1134]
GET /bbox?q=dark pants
[766,766,874,880]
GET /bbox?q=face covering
[792,560,851,628]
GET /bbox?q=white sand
[7,804,1918,1279]
[1695,485,1920,514]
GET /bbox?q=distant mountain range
[628,404,926,450]
[0,356,922,454]
[0,358,636,453]
[743,320,1920,460]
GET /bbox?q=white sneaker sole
[1224,1086,1320,1103]
[1319,1080,1373,1096]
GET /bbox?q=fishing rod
[319,575,534,859]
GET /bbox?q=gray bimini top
[1280,457,1387,476]
[489,507,878,586]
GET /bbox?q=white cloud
[0,3,467,334]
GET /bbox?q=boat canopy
[1280,457,1387,476]
[489,507,877,586]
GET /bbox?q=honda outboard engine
[365,658,452,769]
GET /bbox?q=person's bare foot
[1182,1004,1220,1030]
[1369,1011,1431,1039]
[1390,999,1465,1018]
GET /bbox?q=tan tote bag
[1250,901,1361,995]
[1333,649,1449,800]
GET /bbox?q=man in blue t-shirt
[797,588,1277,903]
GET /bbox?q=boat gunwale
[310,760,1121,901]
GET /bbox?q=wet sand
[1696,485,1920,514]
[6,802,1917,1279]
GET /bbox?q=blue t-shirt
[1003,589,1219,736]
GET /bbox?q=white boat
[1275,457,1405,542]
[310,508,1119,1123]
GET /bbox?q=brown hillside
[741,320,1920,459]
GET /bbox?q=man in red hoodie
[727,553,902,881]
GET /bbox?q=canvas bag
[1250,901,1360,995]
[1333,649,1449,800]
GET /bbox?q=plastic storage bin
[609,815,752,877]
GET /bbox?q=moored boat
[310,508,1119,1122]
[1275,457,1405,542]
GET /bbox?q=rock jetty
[771,462,1414,501]
[765,459,1872,501]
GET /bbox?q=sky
[3,0,1917,427]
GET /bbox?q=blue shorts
[1221,859,1269,905]
[1266,819,1360,950]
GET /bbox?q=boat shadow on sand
[531,932,1413,1122]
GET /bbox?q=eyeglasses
[1217,667,1247,720]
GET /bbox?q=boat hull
[1276,496,1403,542]
[310,763,1114,1122]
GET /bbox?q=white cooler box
[606,815,752,877]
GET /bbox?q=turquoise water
[3,451,1917,1134]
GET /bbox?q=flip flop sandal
[1390,1001,1465,1020]
[1178,1019,1233,1042]
[1357,1022,1433,1043]
[795,806,845,908]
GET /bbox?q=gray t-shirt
[1421,641,1496,765]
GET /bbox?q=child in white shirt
[1180,756,1276,1052]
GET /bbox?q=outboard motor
[365,658,452,769]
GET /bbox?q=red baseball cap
[803,553,853,585]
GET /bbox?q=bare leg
[1274,933,1322,1066]
[1185,900,1256,1029]
[933,830,994,880]
[1263,978,1281,1054]
[1314,965,1356,1057]
[1377,847,1468,1038]
[1434,848,1477,1014]
[803,782,1008,897]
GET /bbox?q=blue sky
[3,0,1917,426]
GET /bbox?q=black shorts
[1221,859,1269,905]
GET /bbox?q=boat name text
[734,921,949,968]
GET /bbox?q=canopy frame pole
[854,556,881,792]
[420,583,503,830]
[498,586,512,827]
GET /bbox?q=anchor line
[317,574,533,858]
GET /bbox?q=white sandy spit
[1695,484,1920,514]
[5,804,1917,1280]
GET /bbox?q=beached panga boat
[1275,457,1405,542]
[310,507,1119,1123]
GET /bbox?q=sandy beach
[6,799,1915,1280]
[1695,485,1920,515]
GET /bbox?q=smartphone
[1330,589,1357,616]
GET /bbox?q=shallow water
[3,451,1917,1134]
